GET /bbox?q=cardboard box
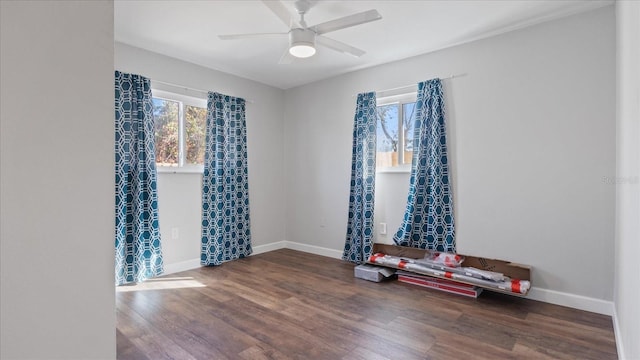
[367,243,531,296]
[354,264,396,282]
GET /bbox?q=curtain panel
[343,92,377,264]
[201,92,252,265]
[114,71,164,285]
[393,79,455,252]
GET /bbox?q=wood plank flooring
[116,249,617,359]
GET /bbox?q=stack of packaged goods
[368,252,530,296]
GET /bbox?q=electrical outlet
[379,223,387,235]
[171,227,179,240]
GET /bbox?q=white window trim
[153,89,207,108]
[376,92,417,106]
[376,91,417,174]
[377,165,412,174]
[152,89,207,174]
[157,165,203,174]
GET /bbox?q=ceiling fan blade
[261,0,297,28]
[218,33,287,40]
[278,48,295,64]
[316,36,365,57]
[310,9,382,35]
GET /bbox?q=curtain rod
[151,79,255,104]
[355,73,467,97]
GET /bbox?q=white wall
[284,7,616,304]
[374,173,411,244]
[0,1,116,359]
[115,43,286,267]
[614,1,640,359]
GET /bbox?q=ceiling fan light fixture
[289,43,316,58]
[289,28,316,58]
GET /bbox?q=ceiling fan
[218,0,382,63]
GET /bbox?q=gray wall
[614,1,640,358]
[115,43,286,267]
[284,7,615,301]
[0,2,626,358]
[1,1,116,358]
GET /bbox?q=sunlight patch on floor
[116,277,206,292]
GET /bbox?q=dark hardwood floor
[116,249,617,359]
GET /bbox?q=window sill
[157,166,203,174]
[377,166,411,174]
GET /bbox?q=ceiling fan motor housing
[289,28,316,57]
[290,28,315,46]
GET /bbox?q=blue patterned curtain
[201,92,252,265]
[114,71,164,285]
[393,79,455,252]
[343,92,377,264]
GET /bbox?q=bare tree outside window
[377,104,398,152]
[376,101,416,169]
[153,98,179,166]
[184,105,206,165]
[153,93,206,170]
[403,102,416,162]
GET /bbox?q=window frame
[376,92,417,173]
[152,89,207,174]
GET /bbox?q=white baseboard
[527,287,614,315]
[253,241,287,255]
[612,305,626,360]
[283,241,343,259]
[163,258,201,275]
[161,241,289,275]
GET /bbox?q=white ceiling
[114,0,612,89]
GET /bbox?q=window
[152,90,207,172]
[376,93,417,171]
